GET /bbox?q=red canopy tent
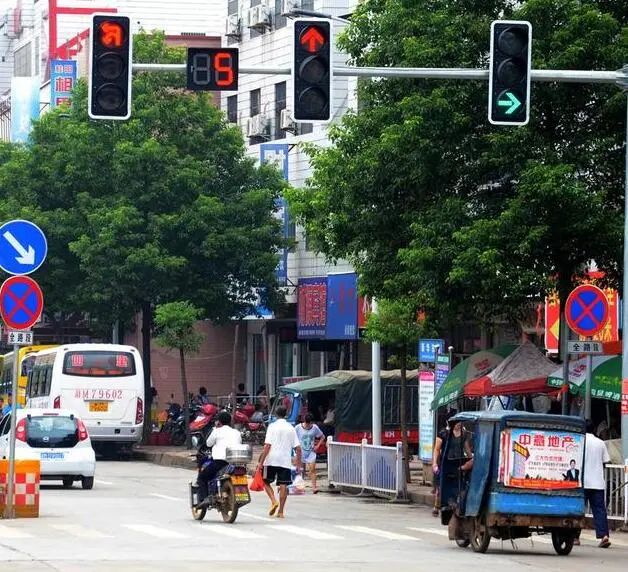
[464,341,557,397]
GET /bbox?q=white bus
[26,344,145,453]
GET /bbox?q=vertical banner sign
[10,77,40,143]
[326,273,358,340]
[435,354,451,392]
[260,144,289,286]
[50,60,77,109]
[418,371,435,461]
[297,277,327,339]
[622,379,628,415]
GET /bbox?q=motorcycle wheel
[551,530,575,556]
[220,480,239,524]
[470,514,491,553]
[191,505,207,521]
[171,428,186,446]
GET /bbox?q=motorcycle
[189,403,219,440]
[226,403,267,445]
[189,433,252,523]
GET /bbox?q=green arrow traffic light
[497,91,522,115]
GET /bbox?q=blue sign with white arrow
[0,219,48,276]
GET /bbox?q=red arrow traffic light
[99,21,125,49]
[300,26,325,53]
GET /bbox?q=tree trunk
[231,321,240,413]
[141,303,153,444]
[179,347,191,448]
[399,347,411,483]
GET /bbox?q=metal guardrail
[585,464,628,525]
[326,436,406,498]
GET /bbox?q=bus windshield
[63,351,136,377]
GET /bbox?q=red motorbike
[232,404,266,445]
[189,403,219,439]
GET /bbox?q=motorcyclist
[197,410,242,507]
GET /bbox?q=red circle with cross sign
[565,284,609,338]
[0,275,44,330]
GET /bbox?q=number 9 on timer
[186,48,239,91]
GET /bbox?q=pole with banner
[0,219,47,519]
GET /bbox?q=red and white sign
[622,379,628,416]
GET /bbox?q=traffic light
[293,19,332,122]
[488,20,532,126]
[186,48,239,91]
[88,14,132,120]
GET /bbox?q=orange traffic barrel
[0,459,41,518]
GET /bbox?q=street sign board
[567,340,603,354]
[0,276,44,330]
[435,354,450,390]
[565,284,609,337]
[0,219,48,276]
[419,339,444,362]
[7,330,33,345]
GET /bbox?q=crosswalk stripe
[149,493,182,501]
[50,524,112,539]
[199,524,264,539]
[95,479,113,485]
[406,527,447,537]
[267,524,342,540]
[336,525,417,541]
[0,524,33,539]
[123,524,188,539]
[239,512,274,522]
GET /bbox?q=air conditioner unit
[225,14,241,39]
[247,3,272,30]
[281,0,301,15]
[280,109,297,133]
[247,114,270,138]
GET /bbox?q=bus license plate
[89,401,109,412]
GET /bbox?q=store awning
[547,355,621,402]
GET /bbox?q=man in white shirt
[198,411,242,506]
[576,422,611,548]
[257,405,302,518]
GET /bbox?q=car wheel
[81,476,94,490]
[62,476,74,489]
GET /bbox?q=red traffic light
[299,26,326,53]
[99,20,125,48]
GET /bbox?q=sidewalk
[132,445,436,506]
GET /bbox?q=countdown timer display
[186,48,239,91]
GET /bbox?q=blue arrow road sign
[0,219,48,276]
[418,338,444,363]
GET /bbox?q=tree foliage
[287,0,626,331]
[0,31,287,329]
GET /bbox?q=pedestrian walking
[575,421,611,548]
[256,405,302,518]
[295,413,325,494]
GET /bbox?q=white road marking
[149,493,183,501]
[0,524,33,538]
[406,526,447,537]
[50,524,112,539]
[336,525,418,541]
[199,525,264,539]
[239,512,275,522]
[123,524,188,539]
[267,524,342,540]
[95,479,113,485]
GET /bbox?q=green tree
[0,31,287,430]
[287,0,626,341]
[365,298,426,482]
[154,301,205,447]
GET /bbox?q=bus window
[63,352,135,377]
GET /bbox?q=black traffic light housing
[293,19,332,122]
[89,14,132,120]
[488,20,532,126]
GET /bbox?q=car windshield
[26,416,79,449]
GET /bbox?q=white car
[0,408,96,489]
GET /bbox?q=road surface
[1,461,626,571]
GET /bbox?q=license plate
[231,475,248,485]
[41,452,64,460]
[89,401,109,412]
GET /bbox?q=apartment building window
[274,0,286,29]
[274,82,286,140]
[250,88,261,117]
[227,95,238,124]
[14,43,32,77]
[227,0,239,45]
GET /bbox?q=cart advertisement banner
[499,428,584,489]
[418,371,435,461]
